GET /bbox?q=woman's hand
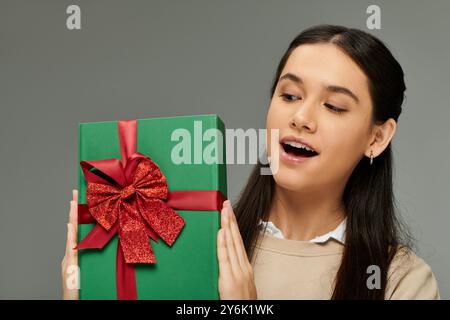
[61,189,79,300]
[217,200,257,300]
[61,194,257,300]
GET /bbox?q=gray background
[1,0,449,299]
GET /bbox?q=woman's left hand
[217,200,257,300]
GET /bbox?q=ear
[365,118,397,158]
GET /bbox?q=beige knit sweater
[250,233,440,299]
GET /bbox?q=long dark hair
[234,24,414,300]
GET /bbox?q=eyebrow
[279,73,360,104]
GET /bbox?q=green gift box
[77,114,227,299]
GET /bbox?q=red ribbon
[77,119,226,299]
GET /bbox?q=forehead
[281,44,370,101]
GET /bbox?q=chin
[272,168,311,192]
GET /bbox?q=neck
[267,184,346,241]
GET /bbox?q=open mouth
[280,142,319,158]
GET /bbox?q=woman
[62,24,440,300]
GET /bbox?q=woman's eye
[279,94,346,115]
[280,93,301,102]
[325,103,346,114]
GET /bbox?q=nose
[290,99,317,132]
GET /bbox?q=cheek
[266,103,278,130]
[265,101,293,145]
[321,124,366,171]
[265,104,281,156]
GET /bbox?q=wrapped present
[77,114,227,299]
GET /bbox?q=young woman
[62,24,440,300]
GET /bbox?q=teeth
[284,141,315,152]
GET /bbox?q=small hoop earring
[370,150,374,165]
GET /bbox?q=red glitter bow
[78,155,185,263]
[77,119,226,299]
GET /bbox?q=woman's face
[266,43,376,193]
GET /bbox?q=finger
[217,228,232,279]
[69,199,78,233]
[222,207,241,277]
[65,223,72,257]
[67,223,78,260]
[224,201,251,271]
[65,195,78,254]
[72,189,78,202]
[69,201,77,227]
[63,223,78,287]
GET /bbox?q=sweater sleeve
[385,248,440,300]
